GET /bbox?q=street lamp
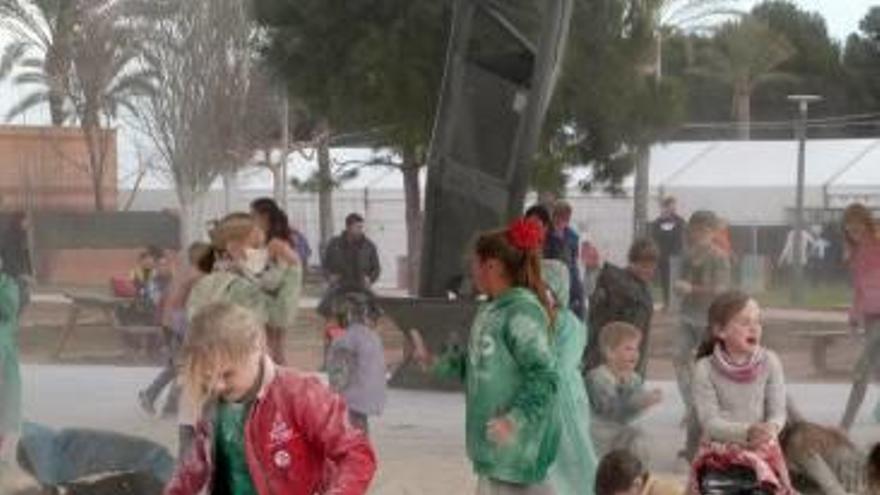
[787,94,822,305]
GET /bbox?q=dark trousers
[658,257,672,308]
[841,317,880,430]
[143,365,181,415]
[143,329,182,415]
[348,410,369,436]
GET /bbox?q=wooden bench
[55,292,164,359]
[791,329,857,374]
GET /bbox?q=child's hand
[747,422,776,448]
[487,416,516,446]
[647,389,663,406]
[639,389,663,409]
[674,280,693,295]
[268,239,298,266]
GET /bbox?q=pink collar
[711,345,767,383]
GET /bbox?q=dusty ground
[4,295,876,494]
[17,296,861,382]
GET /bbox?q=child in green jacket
[0,260,21,473]
[542,259,598,495]
[415,218,560,494]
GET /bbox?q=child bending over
[165,302,375,495]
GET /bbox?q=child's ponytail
[474,218,556,325]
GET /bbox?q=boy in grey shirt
[585,322,662,460]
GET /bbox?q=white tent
[627,139,880,225]
[123,139,880,286]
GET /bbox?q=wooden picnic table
[55,292,163,358]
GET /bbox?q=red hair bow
[507,217,545,251]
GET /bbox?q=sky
[738,0,874,41]
[0,0,876,190]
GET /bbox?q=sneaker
[138,390,156,416]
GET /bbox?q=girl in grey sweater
[327,293,387,435]
[688,291,795,495]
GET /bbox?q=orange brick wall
[0,125,117,211]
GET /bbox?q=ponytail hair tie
[507,217,545,252]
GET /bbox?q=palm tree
[697,16,795,139]
[620,0,738,236]
[0,0,79,125]
[649,0,741,79]
[1,0,157,209]
[65,4,157,210]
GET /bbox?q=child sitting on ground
[327,293,387,435]
[119,250,161,326]
[165,302,375,495]
[689,291,793,495]
[595,449,683,495]
[585,322,662,460]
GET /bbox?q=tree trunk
[222,171,235,214]
[47,91,66,127]
[401,146,423,295]
[733,84,751,141]
[317,138,334,248]
[279,89,290,206]
[178,187,208,250]
[633,144,651,239]
[82,122,106,211]
[269,155,288,203]
[178,190,195,250]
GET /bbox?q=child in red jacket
[165,302,376,495]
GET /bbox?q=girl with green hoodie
[415,218,561,495]
[542,259,599,495]
[0,258,21,473]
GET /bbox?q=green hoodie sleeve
[432,344,467,382]
[503,308,558,431]
[0,275,18,327]
[266,264,303,329]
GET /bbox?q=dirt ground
[19,298,860,384]
[4,297,874,494]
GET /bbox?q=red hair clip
[507,217,545,251]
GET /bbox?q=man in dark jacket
[651,196,686,310]
[319,213,381,317]
[584,238,659,377]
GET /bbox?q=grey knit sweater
[693,349,787,444]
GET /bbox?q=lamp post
[787,94,822,305]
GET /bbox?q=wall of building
[0,125,117,211]
[0,126,121,286]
